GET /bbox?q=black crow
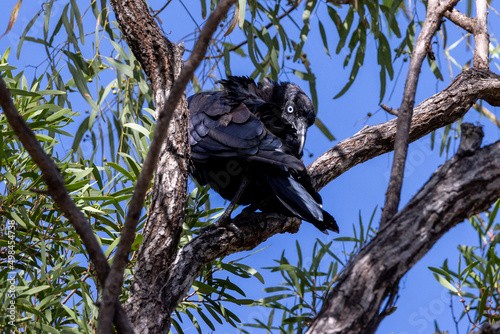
[188,76,339,234]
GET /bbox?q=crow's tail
[264,173,339,234]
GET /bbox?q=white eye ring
[286,105,294,113]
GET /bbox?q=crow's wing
[189,92,304,171]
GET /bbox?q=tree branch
[307,125,500,333]
[98,0,236,332]
[147,68,500,328]
[0,79,133,332]
[473,0,489,69]
[443,8,474,33]
[380,103,399,116]
[380,0,460,228]
[309,68,500,191]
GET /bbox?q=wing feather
[189,92,304,170]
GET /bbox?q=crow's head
[219,76,316,157]
[260,79,316,157]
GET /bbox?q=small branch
[97,1,236,333]
[473,0,489,69]
[380,0,460,228]
[62,273,90,305]
[152,0,172,18]
[444,8,475,33]
[380,104,399,116]
[0,81,133,333]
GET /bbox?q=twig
[444,8,475,33]
[380,104,399,116]
[379,0,460,229]
[444,0,489,69]
[474,0,489,69]
[97,1,237,333]
[62,273,90,305]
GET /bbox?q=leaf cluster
[429,199,500,330]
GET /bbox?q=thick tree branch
[380,0,460,228]
[150,68,500,327]
[109,0,189,332]
[310,68,500,190]
[307,125,500,334]
[0,80,133,332]
[99,0,236,332]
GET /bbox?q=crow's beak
[296,120,307,157]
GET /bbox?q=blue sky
[1,0,499,333]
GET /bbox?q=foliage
[429,199,500,330]
[239,207,377,333]
[0,52,112,333]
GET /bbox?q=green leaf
[67,62,98,112]
[70,0,85,45]
[476,286,490,321]
[318,20,331,58]
[104,235,120,258]
[428,56,443,81]
[237,0,246,29]
[432,273,457,293]
[17,9,42,58]
[20,285,51,296]
[314,117,335,141]
[124,122,150,138]
[106,162,135,182]
[131,233,143,251]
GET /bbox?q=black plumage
[188,76,339,234]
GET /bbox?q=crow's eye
[286,105,294,113]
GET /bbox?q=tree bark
[380,0,460,227]
[109,0,188,332]
[309,68,500,191]
[306,125,500,333]
[109,0,236,332]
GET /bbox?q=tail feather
[264,173,339,234]
[311,210,339,234]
